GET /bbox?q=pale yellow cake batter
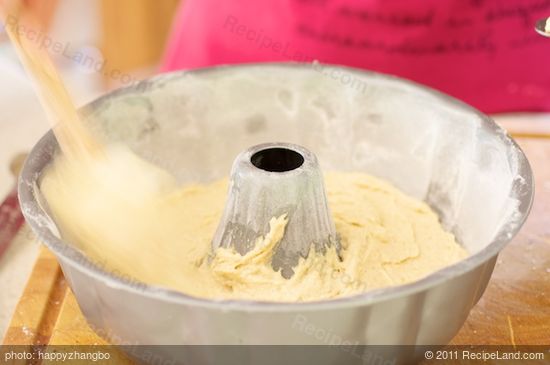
[41,145,467,302]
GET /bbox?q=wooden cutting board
[2,134,549,360]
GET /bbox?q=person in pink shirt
[162,0,550,113]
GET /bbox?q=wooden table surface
[2,126,549,363]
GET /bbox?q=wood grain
[2,247,66,346]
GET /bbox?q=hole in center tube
[251,147,304,172]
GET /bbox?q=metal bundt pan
[19,63,534,364]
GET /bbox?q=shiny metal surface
[535,17,550,37]
[19,63,534,364]
[212,142,339,278]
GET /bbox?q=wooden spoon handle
[0,1,101,160]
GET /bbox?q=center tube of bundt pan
[211,142,341,279]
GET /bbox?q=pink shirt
[162,0,550,113]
